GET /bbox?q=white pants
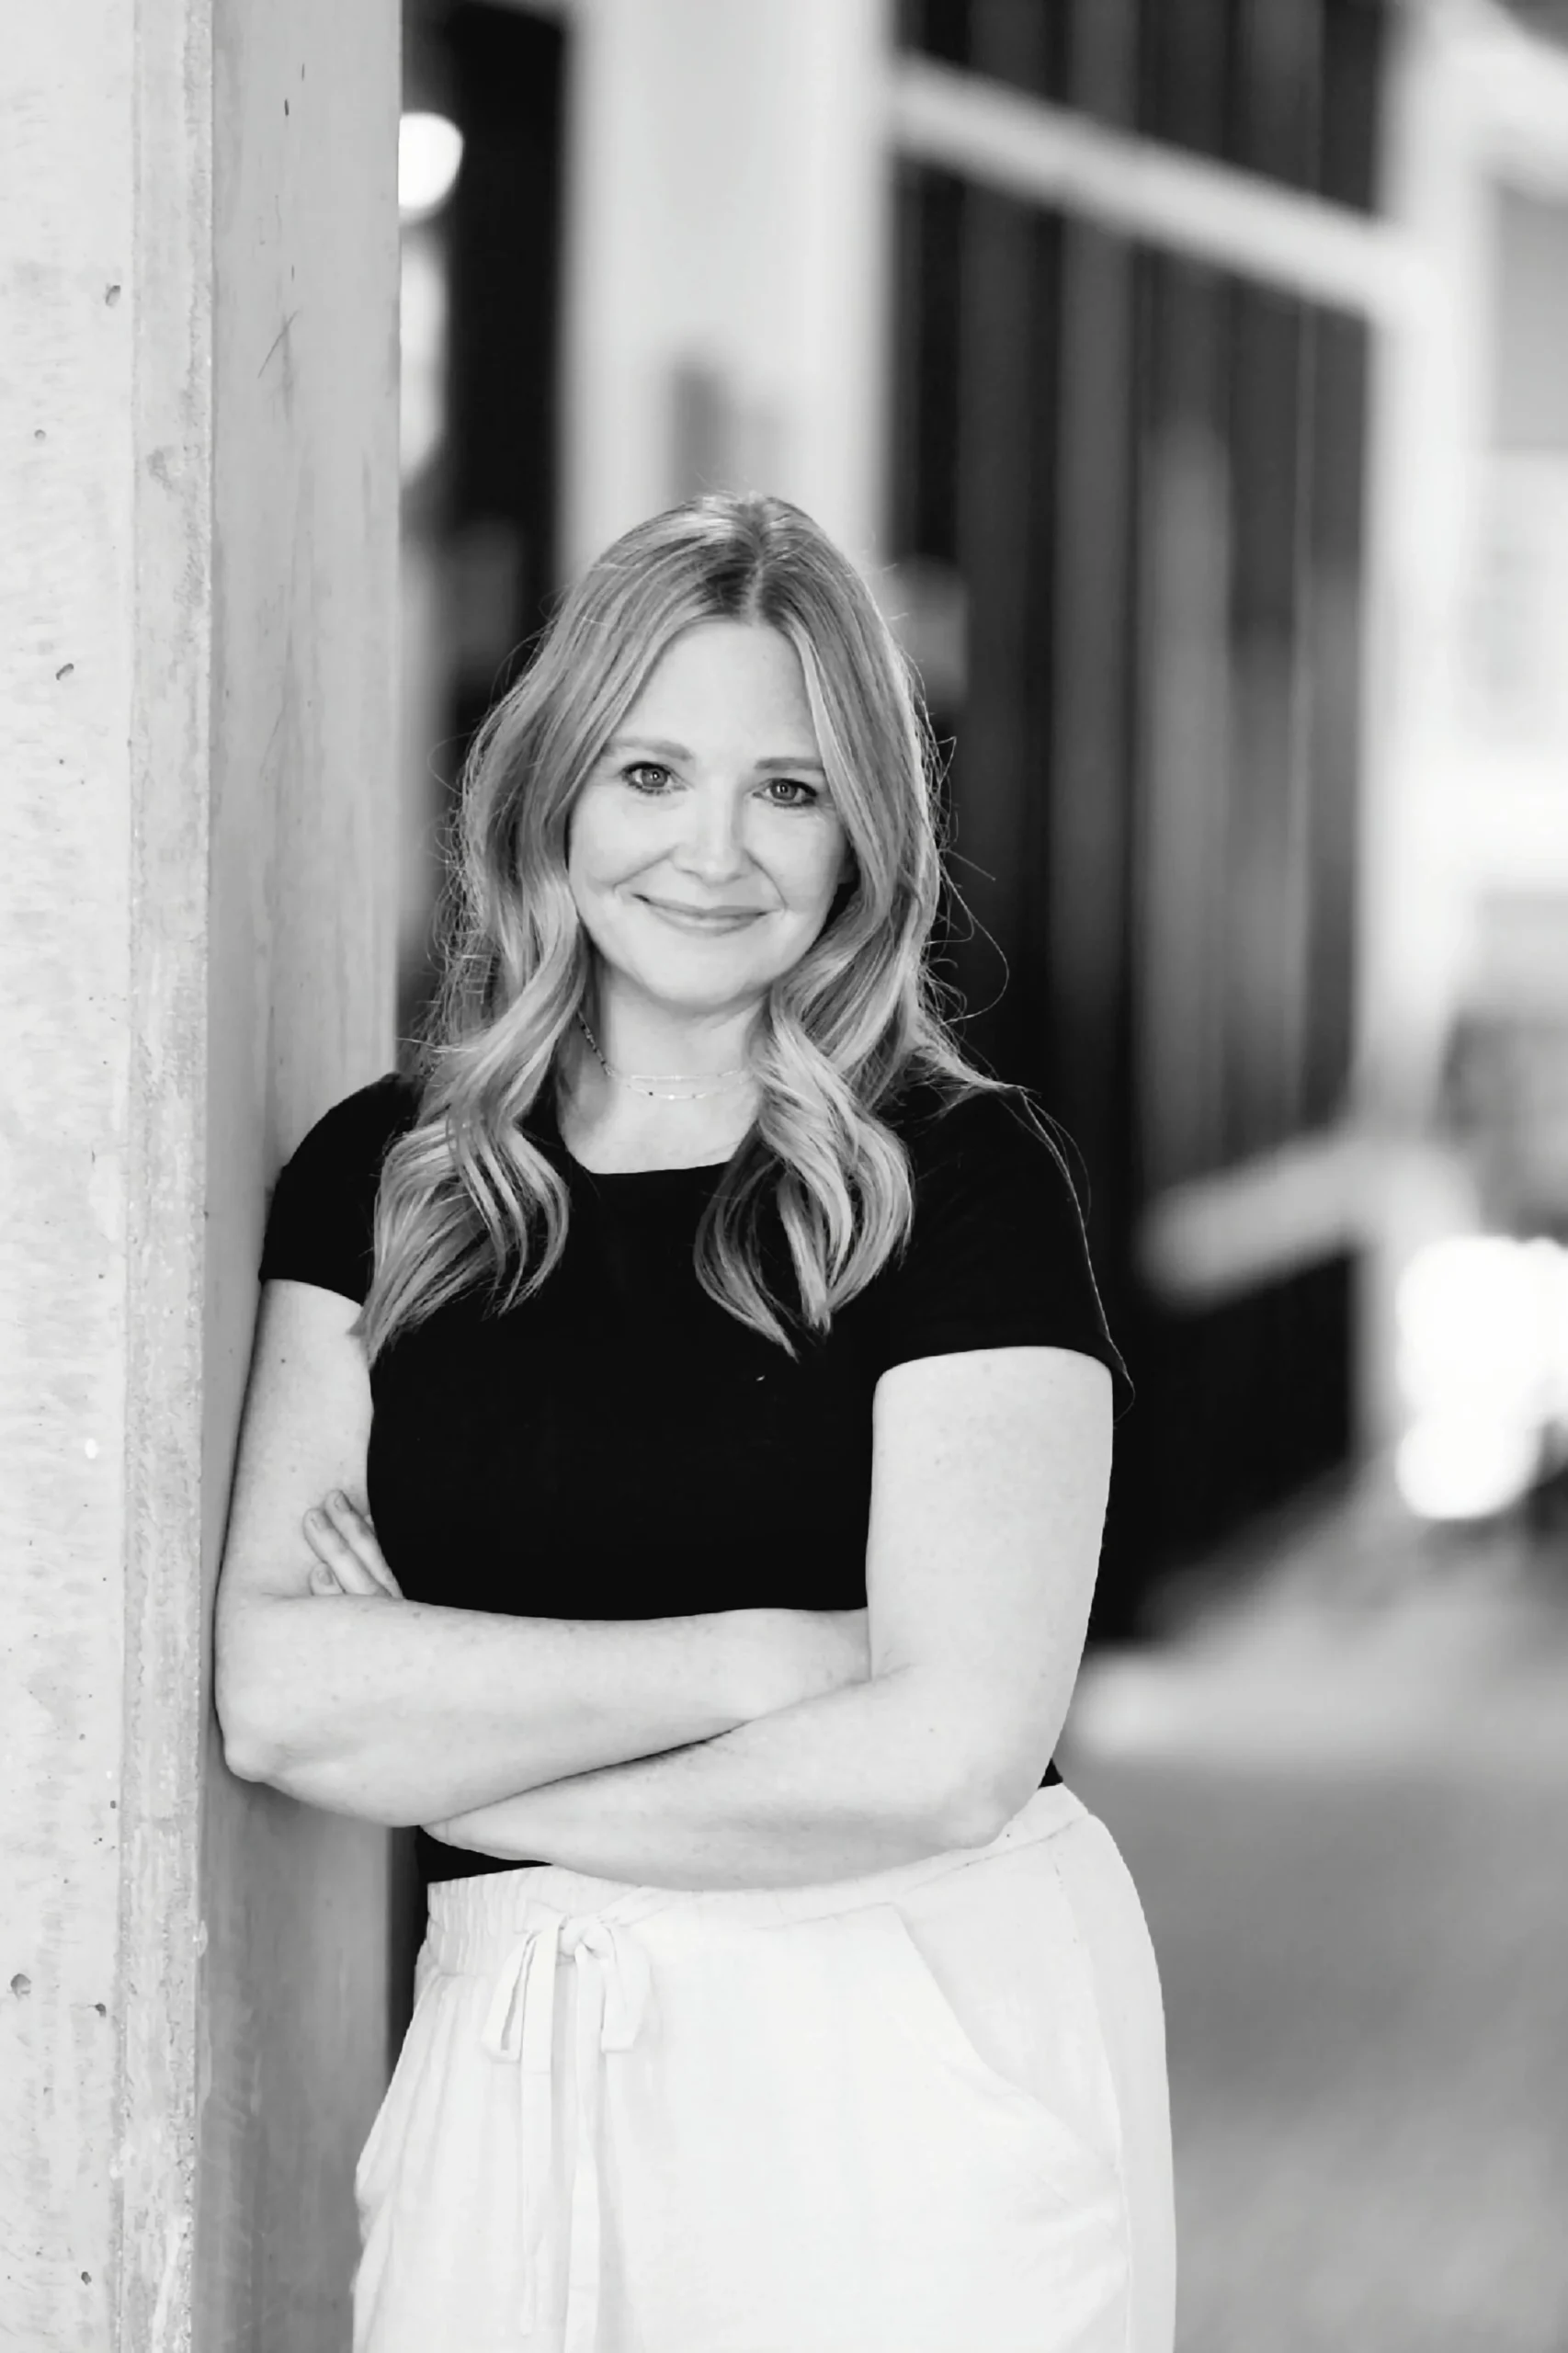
[353,1784,1176,2353]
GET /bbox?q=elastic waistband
[426,1781,1090,1975]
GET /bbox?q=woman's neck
[554,1014,759,1173]
[584,983,759,1086]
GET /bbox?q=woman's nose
[673,787,750,878]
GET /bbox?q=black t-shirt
[258,1070,1133,1883]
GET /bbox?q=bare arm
[214,1280,868,1824]
[426,1669,995,1886]
[427,1347,1114,1887]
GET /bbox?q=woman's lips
[638,897,765,934]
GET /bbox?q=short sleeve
[257,1074,420,1305]
[871,1088,1135,1421]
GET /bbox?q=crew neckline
[564,1146,733,1181]
[533,1075,741,1181]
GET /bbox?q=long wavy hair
[357,492,1051,1365]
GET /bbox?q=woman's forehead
[619,620,819,750]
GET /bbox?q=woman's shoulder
[289,1069,424,1173]
[881,1071,1082,1203]
[258,1072,425,1302]
[863,1067,1133,1415]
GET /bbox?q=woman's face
[566,619,853,1018]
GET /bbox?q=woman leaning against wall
[213,492,1176,2353]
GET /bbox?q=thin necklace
[574,1010,752,1103]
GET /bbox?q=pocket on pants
[614,1890,1131,2353]
[353,1946,441,2214]
[869,1837,1129,2192]
[353,2024,420,2215]
[861,1904,1078,2131]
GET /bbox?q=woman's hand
[301,1491,404,1600]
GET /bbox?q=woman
[214,493,1175,2353]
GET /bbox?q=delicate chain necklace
[574,1010,752,1102]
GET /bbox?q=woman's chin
[597,954,779,1015]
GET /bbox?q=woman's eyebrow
[607,736,827,775]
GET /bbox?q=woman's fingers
[302,1505,382,1597]
[337,1499,405,1598]
[302,1493,403,1599]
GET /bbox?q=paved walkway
[1061,1473,1568,2353]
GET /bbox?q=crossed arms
[214,1279,1112,1890]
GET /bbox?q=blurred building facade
[397,0,1568,1625]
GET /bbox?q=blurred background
[392,3,1568,2342]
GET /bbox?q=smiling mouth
[638,897,765,927]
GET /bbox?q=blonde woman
[214,494,1175,2353]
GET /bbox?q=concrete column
[1,2,401,2345]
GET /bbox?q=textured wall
[0,2,400,2346]
[1,7,141,2343]
[196,1,401,2347]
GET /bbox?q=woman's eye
[618,764,820,809]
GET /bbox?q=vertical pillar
[560,0,893,575]
[0,1,401,2344]
[1356,2,1487,1455]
